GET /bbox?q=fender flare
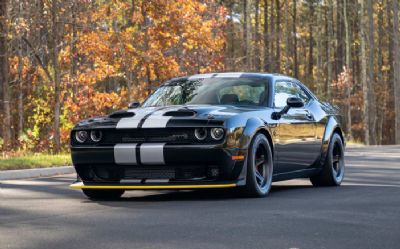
[320,116,345,165]
[239,117,273,150]
[236,117,273,185]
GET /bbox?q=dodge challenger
[70,72,345,199]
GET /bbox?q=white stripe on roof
[188,72,245,80]
[188,73,215,80]
[214,72,244,78]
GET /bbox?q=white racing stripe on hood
[141,106,179,128]
[116,108,155,129]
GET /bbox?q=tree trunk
[307,3,314,84]
[270,0,275,72]
[141,1,152,95]
[17,40,24,137]
[385,0,394,144]
[229,0,236,71]
[243,0,248,69]
[284,0,290,74]
[17,0,24,137]
[38,0,48,66]
[292,0,298,78]
[366,0,376,145]
[0,0,12,150]
[376,1,384,145]
[359,0,370,145]
[246,0,252,70]
[275,0,281,73]
[316,3,324,96]
[71,1,78,103]
[335,0,344,78]
[254,0,261,71]
[343,0,353,140]
[327,0,334,100]
[263,0,269,71]
[51,0,61,152]
[393,0,400,144]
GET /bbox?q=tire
[310,133,345,187]
[82,189,125,200]
[242,133,274,197]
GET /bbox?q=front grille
[124,168,176,179]
[124,166,208,180]
[99,128,219,145]
[76,165,219,182]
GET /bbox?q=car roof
[165,72,297,83]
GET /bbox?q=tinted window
[274,81,310,107]
[218,83,265,105]
[142,78,268,107]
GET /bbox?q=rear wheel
[82,189,125,200]
[310,133,345,186]
[242,133,273,197]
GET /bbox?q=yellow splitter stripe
[70,182,237,190]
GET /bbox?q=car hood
[74,105,269,130]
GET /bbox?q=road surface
[1,145,400,249]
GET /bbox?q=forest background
[0,0,399,159]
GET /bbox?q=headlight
[75,131,88,143]
[90,130,102,142]
[211,128,224,140]
[194,128,207,140]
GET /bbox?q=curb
[0,166,75,180]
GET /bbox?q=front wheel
[242,133,274,197]
[82,189,125,200]
[310,133,345,186]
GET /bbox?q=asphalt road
[1,146,400,249]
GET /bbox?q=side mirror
[272,97,304,120]
[128,101,140,109]
[286,97,304,108]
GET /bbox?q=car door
[274,80,319,174]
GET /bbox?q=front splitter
[70,182,237,190]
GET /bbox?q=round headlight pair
[90,130,102,142]
[75,131,88,143]
[194,128,207,140]
[211,128,224,140]
[75,130,102,143]
[194,128,224,141]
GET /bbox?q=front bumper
[71,144,246,184]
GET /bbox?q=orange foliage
[3,0,226,152]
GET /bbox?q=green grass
[0,154,72,171]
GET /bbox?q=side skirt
[272,168,321,182]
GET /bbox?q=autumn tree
[0,0,11,150]
[393,0,400,143]
[2,0,400,154]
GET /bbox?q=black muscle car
[70,72,345,199]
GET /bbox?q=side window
[274,81,310,107]
[218,84,265,105]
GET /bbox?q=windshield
[142,78,268,107]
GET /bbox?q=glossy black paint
[70,73,345,186]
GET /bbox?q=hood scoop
[163,110,196,117]
[109,110,135,119]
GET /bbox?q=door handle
[294,109,313,120]
[304,110,314,120]
[291,109,314,121]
